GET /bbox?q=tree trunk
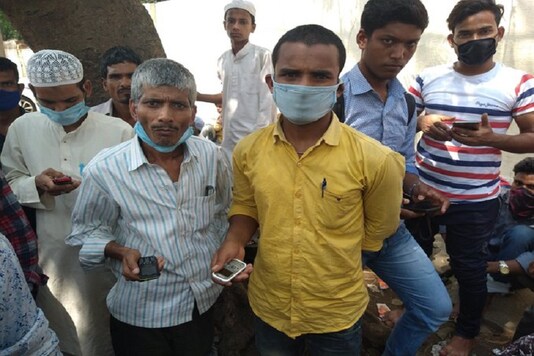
[0,0,166,105]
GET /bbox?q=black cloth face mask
[456,37,497,66]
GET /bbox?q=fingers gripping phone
[53,176,73,185]
[452,120,480,131]
[138,256,160,281]
[212,259,246,283]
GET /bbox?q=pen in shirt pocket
[321,178,327,198]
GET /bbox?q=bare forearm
[197,92,222,105]
[226,214,258,247]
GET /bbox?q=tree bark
[0,0,166,105]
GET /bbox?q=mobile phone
[452,120,480,130]
[138,256,160,281]
[53,176,73,185]
[212,258,247,283]
[403,200,440,213]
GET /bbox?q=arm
[66,165,119,270]
[452,112,534,153]
[197,92,223,106]
[362,151,405,251]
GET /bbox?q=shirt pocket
[316,189,359,233]
[191,193,216,231]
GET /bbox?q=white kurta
[217,42,277,157]
[1,111,134,356]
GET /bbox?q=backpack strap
[404,92,416,125]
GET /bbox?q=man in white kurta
[0,49,133,356]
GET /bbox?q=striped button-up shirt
[67,135,232,328]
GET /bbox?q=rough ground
[213,235,534,355]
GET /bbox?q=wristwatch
[498,260,510,275]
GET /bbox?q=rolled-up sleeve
[362,151,405,251]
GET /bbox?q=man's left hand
[451,113,494,146]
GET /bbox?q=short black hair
[447,0,504,32]
[0,57,19,82]
[99,46,142,78]
[513,157,534,176]
[360,0,429,36]
[272,24,346,74]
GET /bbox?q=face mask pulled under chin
[272,80,341,125]
[456,37,497,66]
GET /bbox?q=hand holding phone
[403,200,440,213]
[53,176,73,185]
[212,258,247,283]
[138,256,160,281]
[452,120,480,131]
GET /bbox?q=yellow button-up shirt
[230,115,404,337]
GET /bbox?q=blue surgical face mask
[134,121,193,153]
[39,101,90,126]
[0,89,21,111]
[272,80,341,125]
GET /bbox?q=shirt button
[295,190,301,198]
[63,158,67,161]
[297,162,302,167]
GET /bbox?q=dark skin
[31,80,94,196]
[104,85,196,281]
[357,22,449,217]
[211,42,344,285]
[0,69,24,136]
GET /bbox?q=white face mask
[272,80,341,125]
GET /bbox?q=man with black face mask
[408,1,534,355]
[486,157,534,292]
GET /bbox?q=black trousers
[110,304,214,356]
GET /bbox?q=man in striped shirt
[67,58,232,356]
[409,1,534,354]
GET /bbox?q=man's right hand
[105,241,164,281]
[418,114,454,141]
[211,238,252,286]
[35,168,81,196]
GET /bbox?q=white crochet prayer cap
[28,49,84,87]
[224,0,256,16]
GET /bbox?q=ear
[101,77,108,91]
[447,33,455,48]
[265,74,274,93]
[496,26,505,42]
[251,23,256,33]
[17,83,24,95]
[356,29,368,50]
[129,99,138,120]
[82,79,93,98]
[190,105,197,126]
[336,82,344,99]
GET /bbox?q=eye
[382,38,394,46]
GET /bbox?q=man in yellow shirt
[212,24,405,354]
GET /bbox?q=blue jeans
[434,198,499,339]
[363,223,452,356]
[254,315,362,356]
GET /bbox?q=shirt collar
[234,42,252,60]
[272,113,342,149]
[344,63,406,98]
[128,135,199,172]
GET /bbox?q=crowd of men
[1,0,533,355]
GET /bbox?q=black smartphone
[452,121,480,130]
[403,200,440,213]
[138,256,160,281]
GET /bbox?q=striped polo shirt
[409,63,534,202]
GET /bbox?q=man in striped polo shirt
[409,1,534,354]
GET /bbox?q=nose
[119,76,131,88]
[390,43,406,60]
[156,104,174,122]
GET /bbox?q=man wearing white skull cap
[1,49,133,356]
